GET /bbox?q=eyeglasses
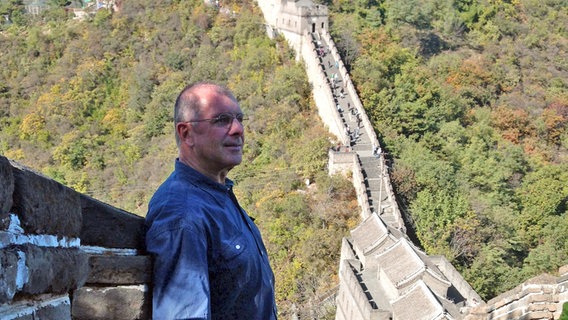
[186,112,247,128]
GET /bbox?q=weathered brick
[20,245,88,295]
[72,285,151,320]
[80,194,145,249]
[508,308,524,318]
[0,295,71,320]
[87,255,152,285]
[34,297,72,319]
[10,162,81,237]
[526,311,554,319]
[528,293,553,303]
[0,248,20,304]
[527,302,556,312]
[0,156,14,229]
[4,314,33,320]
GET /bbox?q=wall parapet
[0,156,152,320]
[464,266,568,320]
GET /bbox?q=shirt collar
[175,158,234,191]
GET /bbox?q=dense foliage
[3,0,567,311]
[328,0,568,299]
[0,0,358,317]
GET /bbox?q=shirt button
[235,245,241,250]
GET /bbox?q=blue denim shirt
[145,160,277,320]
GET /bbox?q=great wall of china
[253,1,568,319]
[0,0,566,319]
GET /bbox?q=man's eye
[215,114,233,125]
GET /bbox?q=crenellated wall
[255,1,568,319]
[0,155,151,320]
[2,1,567,319]
[464,266,568,320]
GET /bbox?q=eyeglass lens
[214,113,245,127]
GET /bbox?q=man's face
[189,89,244,175]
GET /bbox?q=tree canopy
[1,0,567,312]
[329,0,567,299]
[0,1,357,317]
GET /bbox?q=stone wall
[302,31,348,144]
[429,255,483,306]
[0,155,151,320]
[328,149,375,219]
[336,259,390,320]
[302,28,403,225]
[464,265,568,320]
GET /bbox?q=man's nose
[228,117,244,134]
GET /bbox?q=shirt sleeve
[146,223,211,320]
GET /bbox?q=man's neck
[178,155,227,185]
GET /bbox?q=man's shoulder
[152,171,215,200]
[146,177,220,223]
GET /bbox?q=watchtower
[257,0,328,55]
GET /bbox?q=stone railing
[464,265,568,320]
[336,259,380,319]
[328,149,373,220]
[0,155,151,320]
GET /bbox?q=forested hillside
[1,0,567,315]
[0,0,358,317]
[327,0,568,300]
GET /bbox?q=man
[145,82,277,319]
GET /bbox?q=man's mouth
[224,142,243,149]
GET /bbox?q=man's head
[174,82,245,182]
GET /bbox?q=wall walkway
[311,30,404,230]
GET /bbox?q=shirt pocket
[220,235,248,268]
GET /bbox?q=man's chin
[225,156,242,169]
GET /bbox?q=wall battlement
[1,1,567,318]
[0,156,151,319]
[1,150,566,319]
[255,0,568,319]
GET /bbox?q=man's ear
[176,122,194,146]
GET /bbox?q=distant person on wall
[145,82,277,320]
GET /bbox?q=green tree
[411,187,476,260]
[516,164,568,247]
[0,0,27,26]
[560,302,568,320]
[463,244,523,300]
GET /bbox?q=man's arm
[147,224,211,320]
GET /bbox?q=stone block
[524,285,549,294]
[72,285,151,320]
[21,245,88,295]
[0,249,20,304]
[528,293,552,303]
[3,314,33,320]
[33,298,72,319]
[87,255,152,285]
[80,194,145,249]
[527,302,556,312]
[526,311,554,319]
[0,156,14,230]
[10,162,81,237]
[0,294,71,320]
